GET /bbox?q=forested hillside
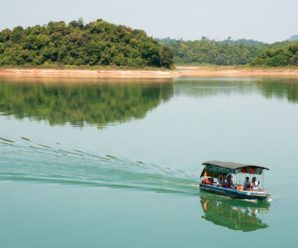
[158,38,298,67]
[0,19,173,68]
[252,42,298,66]
[158,38,265,65]
[0,19,297,68]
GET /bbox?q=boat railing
[201,179,269,194]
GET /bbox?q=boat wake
[0,137,199,195]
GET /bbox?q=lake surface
[1,77,298,247]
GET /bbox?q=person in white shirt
[251,177,259,190]
[218,175,225,186]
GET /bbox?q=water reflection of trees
[175,78,298,103]
[259,79,298,103]
[174,79,257,97]
[0,80,173,127]
[200,192,270,232]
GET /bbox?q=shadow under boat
[200,192,270,232]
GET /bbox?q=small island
[0,19,173,69]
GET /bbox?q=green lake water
[1,77,298,247]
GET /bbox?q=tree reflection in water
[0,79,174,127]
[174,78,298,103]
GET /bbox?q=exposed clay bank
[1,66,298,80]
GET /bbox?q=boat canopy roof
[202,160,269,176]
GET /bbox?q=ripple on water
[0,137,199,195]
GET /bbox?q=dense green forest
[251,42,298,66]
[158,38,298,66]
[0,80,173,127]
[158,38,266,65]
[0,19,297,68]
[0,19,173,68]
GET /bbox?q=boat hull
[200,184,270,200]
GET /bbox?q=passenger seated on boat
[218,175,224,186]
[223,175,234,188]
[243,177,251,191]
[202,177,213,185]
[209,177,214,185]
[251,177,259,190]
[212,178,220,187]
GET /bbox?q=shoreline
[1,66,298,80]
[176,66,298,78]
[0,68,179,79]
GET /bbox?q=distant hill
[252,41,298,66]
[221,38,265,47]
[0,19,173,68]
[157,38,266,65]
[158,37,298,67]
[289,35,298,41]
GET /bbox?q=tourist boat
[199,161,270,200]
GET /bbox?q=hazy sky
[0,0,297,43]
